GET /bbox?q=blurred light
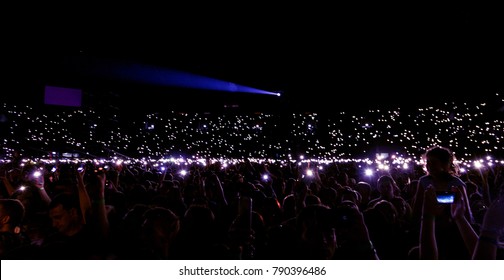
[365,169,373,176]
[474,161,482,169]
[306,169,314,177]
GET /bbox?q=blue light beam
[90,59,280,96]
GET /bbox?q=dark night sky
[4,5,503,113]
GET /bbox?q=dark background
[3,4,503,114]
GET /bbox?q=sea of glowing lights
[1,92,503,165]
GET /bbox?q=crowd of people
[0,145,503,260]
[1,93,503,160]
[0,93,503,260]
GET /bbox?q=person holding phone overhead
[413,146,474,259]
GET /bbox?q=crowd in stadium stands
[1,94,503,160]
[0,94,503,259]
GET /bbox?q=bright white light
[474,161,482,169]
[365,169,373,176]
[19,186,26,191]
[306,169,314,177]
[33,171,42,178]
[460,167,466,173]
[180,170,187,176]
[402,163,409,169]
[262,174,269,180]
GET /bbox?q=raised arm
[32,169,51,206]
[411,179,424,223]
[86,171,110,239]
[207,173,228,206]
[477,167,492,207]
[472,193,504,260]
[76,166,92,224]
[451,185,478,255]
[419,186,441,260]
[0,170,16,197]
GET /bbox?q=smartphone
[436,191,455,204]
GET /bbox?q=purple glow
[44,86,82,107]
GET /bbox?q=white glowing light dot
[365,169,373,176]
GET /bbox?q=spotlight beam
[83,58,280,96]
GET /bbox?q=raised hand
[481,193,504,235]
[473,192,504,259]
[422,185,443,218]
[451,185,466,221]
